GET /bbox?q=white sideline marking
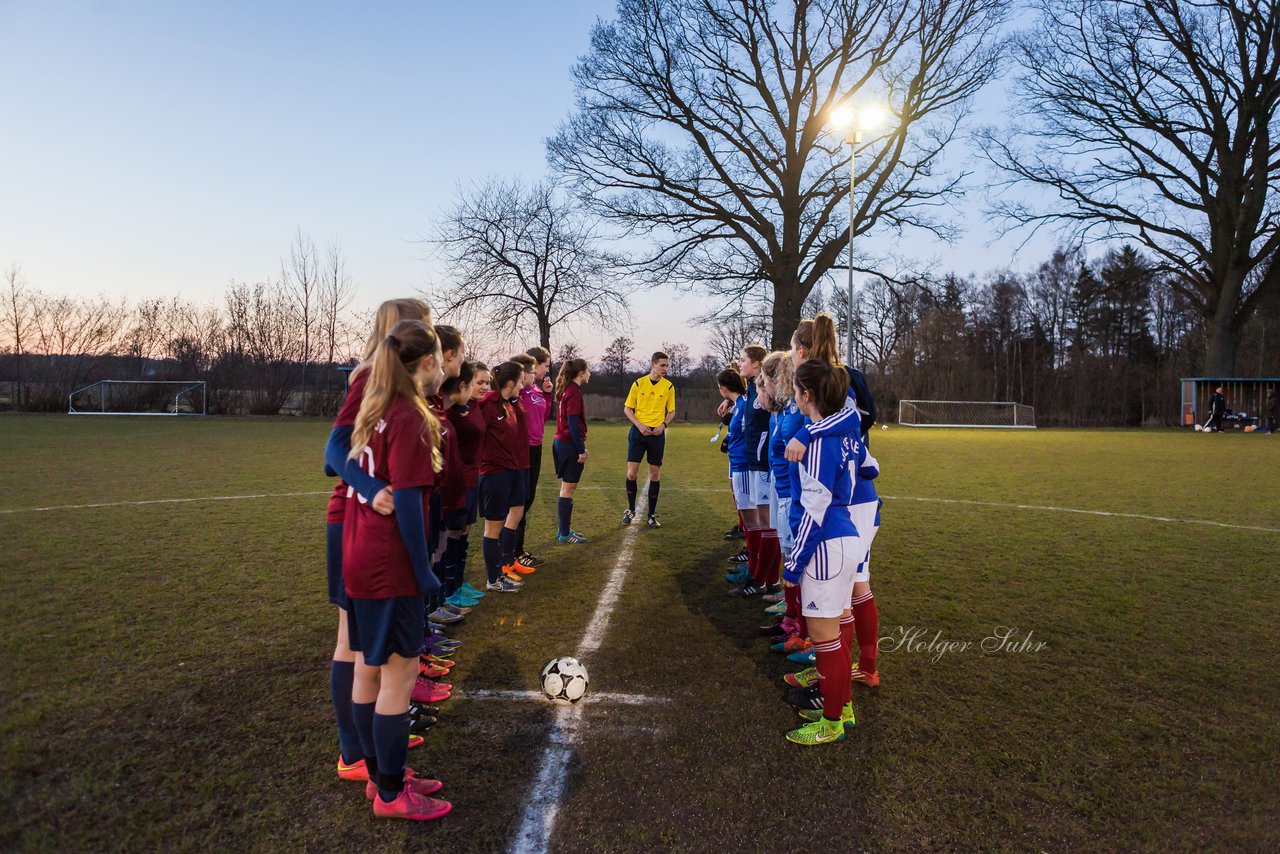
[580,486,1280,535]
[0,490,331,516]
[464,689,668,706]
[509,477,649,854]
[876,494,1280,535]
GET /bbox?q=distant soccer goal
[69,380,207,416]
[898,400,1035,429]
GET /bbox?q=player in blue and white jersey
[779,359,866,746]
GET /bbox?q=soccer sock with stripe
[482,536,502,583]
[813,637,846,721]
[330,660,362,765]
[500,526,518,568]
[352,700,378,779]
[851,591,879,673]
[557,497,573,536]
[625,478,638,512]
[372,711,411,802]
[647,481,660,516]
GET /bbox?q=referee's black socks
[647,481,660,517]
[625,478,637,512]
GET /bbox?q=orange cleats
[507,560,536,575]
[780,635,813,654]
[851,666,880,687]
[365,776,443,800]
[419,661,451,679]
[371,789,452,821]
[337,757,428,782]
[337,756,369,781]
[421,654,455,670]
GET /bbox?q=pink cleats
[365,776,444,800]
[371,788,452,821]
[411,677,453,704]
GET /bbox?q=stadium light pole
[830,104,886,369]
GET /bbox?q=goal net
[898,400,1035,429]
[69,380,207,416]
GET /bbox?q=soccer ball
[881,424,889,430]
[540,657,589,704]
[1194,424,1204,432]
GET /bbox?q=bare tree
[320,241,356,370]
[601,335,635,376]
[983,0,1280,374]
[707,312,771,366]
[549,0,1010,349]
[283,230,319,412]
[556,342,584,364]
[2,264,32,408]
[225,280,301,415]
[660,340,691,376]
[431,178,632,349]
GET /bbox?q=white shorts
[799,536,861,618]
[747,470,771,506]
[776,495,794,555]
[849,499,881,585]
[730,471,754,511]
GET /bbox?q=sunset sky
[1,0,1055,359]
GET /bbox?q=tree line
[0,234,362,414]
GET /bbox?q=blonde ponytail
[792,311,843,367]
[354,298,433,378]
[350,319,444,471]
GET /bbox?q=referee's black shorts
[626,425,666,466]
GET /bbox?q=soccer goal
[68,380,207,416]
[898,400,1036,429]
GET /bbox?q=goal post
[68,380,207,416]
[898,400,1036,429]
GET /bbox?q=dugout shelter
[1180,377,1279,428]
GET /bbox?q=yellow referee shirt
[624,375,676,427]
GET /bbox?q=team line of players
[320,299,882,821]
[713,311,882,746]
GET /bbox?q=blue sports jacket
[770,401,806,499]
[726,395,749,472]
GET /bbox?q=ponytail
[350,319,443,471]
[436,324,464,356]
[792,311,842,367]
[493,361,524,396]
[794,359,847,419]
[555,358,589,400]
[760,350,793,408]
[357,298,433,372]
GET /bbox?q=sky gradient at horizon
[1,0,1057,358]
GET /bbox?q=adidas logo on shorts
[808,601,818,610]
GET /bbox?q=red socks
[839,613,856,663]
[757,530,781,585]
[813,637,850,720]
[783,584,800,620]
[744,527,763,583]
[850,591,879,673]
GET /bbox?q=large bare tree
[2,264,32,408]
[983,0,1280,374]
[431,178,632,349]
[548,0,1009,349]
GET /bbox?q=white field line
[577,486,1280,535]
[509,477,649,854]
[0,490,331,516]
[463,689,668,706]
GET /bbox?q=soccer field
[1,415,1277,851]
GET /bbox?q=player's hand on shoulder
[372,486,395,516]
[784,437,806,463]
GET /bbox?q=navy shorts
[346,595,424,666]
[478,470,525,522]
[325,522,348,609]
[627,426,666,466]
[552,438,584,483]
[444,486,477,531]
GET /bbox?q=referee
[622,351,676,527]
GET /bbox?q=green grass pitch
[1,415,1277,851]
